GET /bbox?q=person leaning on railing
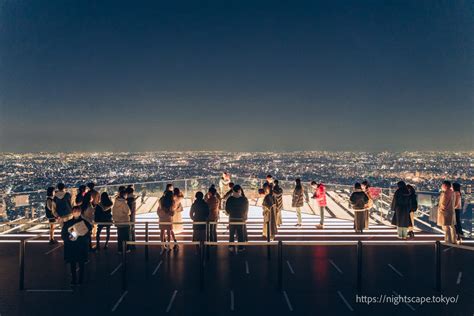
[205,186,221,242]
[453,182,463,244]
[189,192,210,243]
[52,182,73,223]
[272,180,283,227]
[225,185,249,252]
[390,181,412,239]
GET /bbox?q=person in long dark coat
[391,181,412,239]
[262,184,278,240]
[406,185,418,238]
[61,206,92,285]
[189,192,210,242]
[95,192,113,250]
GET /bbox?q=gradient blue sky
[0,0,472,152]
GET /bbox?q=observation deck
[0,177,473,315]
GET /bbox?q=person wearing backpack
[53,182,73,222]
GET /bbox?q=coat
[314,184,327,207]
[112,197,131,224]
[61,217,92,263]
[205,195,221,221]
[349,190,369,210]
[437,190,455,226]
[225,195,249,222]
[190,199,210,231]
[292,187,305,208]
[273,186,284,211]
[95,202,112,223]
[262,194,278,239]
[390,189,412,227]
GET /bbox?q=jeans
[117,226,130,253]
[397,227,408,239]
[296,207,302,225]
[209,223,217,242]
[229,224,245,249]
[96,224,111,247]
[319,206,325,225]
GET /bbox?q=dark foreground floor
[0,242,473,316]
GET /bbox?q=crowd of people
[42,173,466,285]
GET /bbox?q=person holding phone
[61,206,92,286]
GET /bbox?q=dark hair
[87,182,95,190]
[57,183,65,191]
[78,185,87,193]
[118,187,127,198]
[160,191,174,210]
[232,184,242,193]
[208,186,217,195]
[125,186,135,195]
[100,192,113,207]
[295,178,302,190]
[258,188,265,195]
[165,183,173,191]
[362,180,370,188]
[229,182,235,188]
[354,182,362,189]
[406,184,416,195]
[72,205,82,213]
[274,180,279,185]
[452,182,461,193]
[173,188,181,196]
[46,186,55,196]
[442,180,452,189]
[397,181,406,189]
[195,191,204,199]
[118,185,126,192]
[310,181,317,185]
[266,175,273,179]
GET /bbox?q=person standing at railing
[361,180,373,228]
[74,185,87,207]
[126,186,137,250]
[222,182,235,211]
[225,185,249,252]
[83,190,100,250]
[205,186,221,242]
[171,188,185,248]
[437,181,456,244]
[82,182,98,212]
[45,186,58,244]
[273,180,283,227]
[190,192,210,243]
[292,179,305,227]
[95,192,113,250]
[390,181,411,239]
[406,185,418,238]
[453,183,463,244]
[61,206,92,286]
[157,191,175,251]
[112,188,131,254]
[52,182,73,223]
[349,183,369,233]
[262,183,278,241]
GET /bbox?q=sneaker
[48,240,56,245]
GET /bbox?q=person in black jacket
[225,185,249,252]
[349,183,369,233]
[189,192,210,242]
[391,181,412,239]
[53,183,72,221]
[95,192,113,250]
[61,206,92,286]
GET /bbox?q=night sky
[0,0,472,152]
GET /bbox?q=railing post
[206,221,210,261]
[435,240,441,291]
[200,240,204,290]
[357,240,362,292]
[145,222,149,261]
[267,221,271,260]
[278,241,283,290]
[122,241,127,291]
[19,240,25,291]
